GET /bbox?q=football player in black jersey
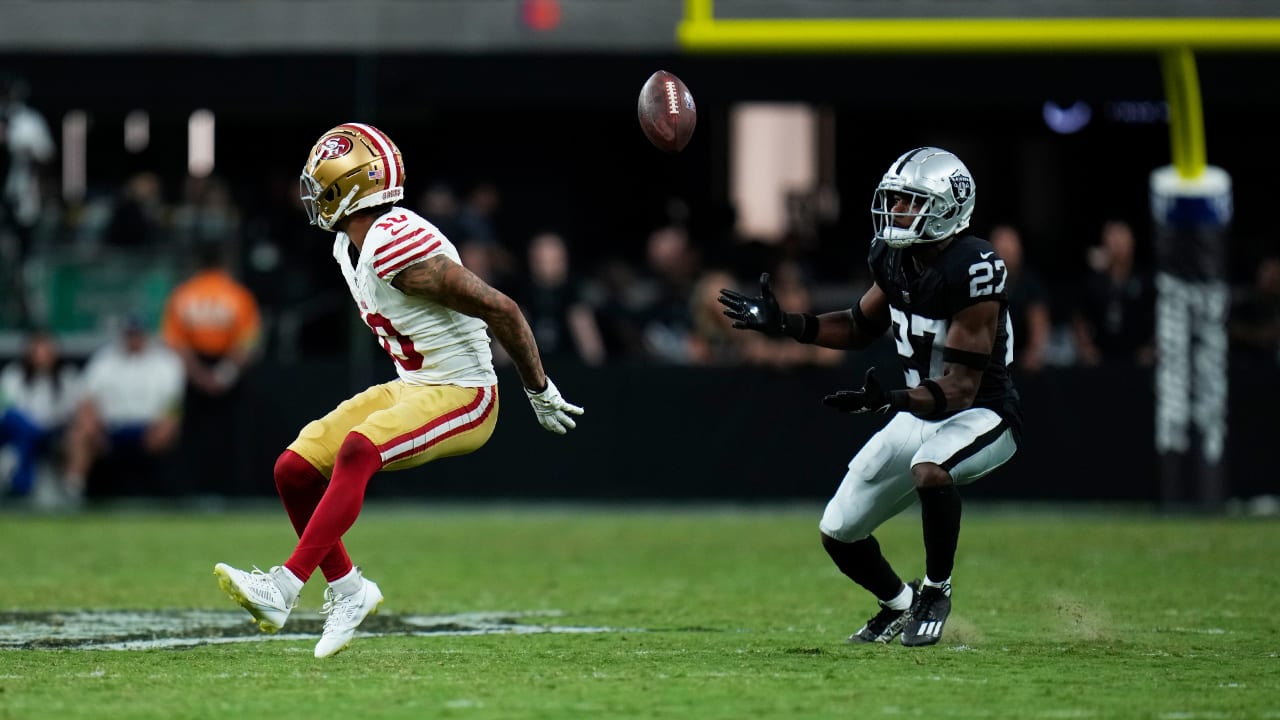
[719,147,1021,647]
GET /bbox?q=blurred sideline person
[639,225,701,363]
[689,269,748,365]
[0,330,81,503]
[720,147,1021,647]
[988,224,1050,373]
[63,317,185,506]
[515,231,606,367]
[1071,220,1155,367]
[213,123,584,659]
[0,74,56,326]
[0,388,41,502]
[1228,255,1280,368]
[161,241,262,497]
[738,260,843,369]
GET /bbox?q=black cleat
[901,582,952,647]
[848,579,920,644]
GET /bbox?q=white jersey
[333,207,496,387]
[82,340,185,427]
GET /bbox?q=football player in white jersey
[213,123,583,659]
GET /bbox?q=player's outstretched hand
[718,272,785,336]
[525,378,584,434]
[823,367,892,414]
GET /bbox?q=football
[637,70,696,153]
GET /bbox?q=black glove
[823,367,898,414]
[718,272,786,336]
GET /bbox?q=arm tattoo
[393,256,548,391]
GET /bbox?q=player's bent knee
[819,503,874,543]
[336,432,382,468]
[911,462,952,489]
[274,449,325,493]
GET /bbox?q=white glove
[524,378,584,435]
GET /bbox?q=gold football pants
[288,381,499,477]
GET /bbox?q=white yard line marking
[0,609,642,651]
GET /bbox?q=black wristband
[888,389,911,412]
[918,379,948,418]
[783,312,820,343]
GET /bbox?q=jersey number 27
[968,258,1007,298]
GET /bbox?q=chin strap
[323,186,362,231]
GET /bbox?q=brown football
[637,70,696,153]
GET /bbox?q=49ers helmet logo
[317,135,353,160]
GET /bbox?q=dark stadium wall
[158,358,1271,506]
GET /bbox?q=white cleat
[213,563,297,634]
[314,576,384,658]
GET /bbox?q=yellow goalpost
[677,0,1280,179]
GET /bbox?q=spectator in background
[689,269,749,365]
[1229,255,1280,367]
[0,73,56,326]
[1071,220,1155,367]
[515,231,605,366]
[415,182,462,240]
[989,224,1051,373]
[739,260,843,368]
[0,391,38,503]
[106,171,167,249]
[454,182,516,292]
[456,180,502,248]
[638,224,701,363]
[591,257,648,361]
[161,242,262,497]
[242,172,347,360]
[0,330,81,504]
[63,316,184,505]
[171,174,241,250]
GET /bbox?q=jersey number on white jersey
[365,312,425,371]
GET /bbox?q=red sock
[284,433,382,583]
[274,449,353,583]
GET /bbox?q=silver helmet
[871,147,976,247]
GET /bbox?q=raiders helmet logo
[949,170,973,204]
[317,135,353,160]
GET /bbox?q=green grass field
[1,503,1277,719]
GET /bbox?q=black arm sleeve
[852,302,889,338]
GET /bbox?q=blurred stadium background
[1,0,1278,511]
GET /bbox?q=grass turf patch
[0,504,1276,719]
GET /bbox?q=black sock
[820,533,903,602]
[917,483,962,583]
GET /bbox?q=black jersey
[868,234,1022,434]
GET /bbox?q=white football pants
[819,408,1017,543]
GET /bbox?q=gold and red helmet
[300,123,405,232]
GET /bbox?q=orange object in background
[520,0,561,32]
[162,268,261,357]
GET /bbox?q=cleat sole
[213,565,283,634]
[901,635,943,647]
